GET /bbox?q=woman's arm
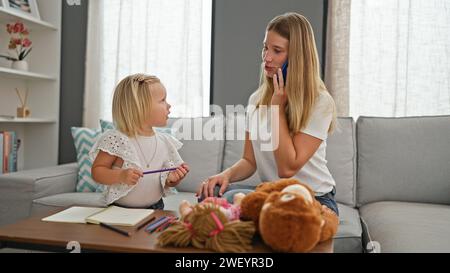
[91,151,143,186]
[272,109,322,178]
[271,68,322,178]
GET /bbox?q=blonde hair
[112,74,161,137]
[257,12,337,133]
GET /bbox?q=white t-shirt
[115,133,170,208]
[246,90,336,196]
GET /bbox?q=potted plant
[0,22,33,71]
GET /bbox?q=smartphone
[278,61,288,85]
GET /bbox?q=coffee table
[0,208,333,253]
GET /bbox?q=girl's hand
[271,68,287,108]
[196,172,230,198]
[166,163,190,187]
[119,169,143,185]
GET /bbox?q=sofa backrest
[222,114,261,186]
[356,116,450,207]
[168,116,225,193]
[221,115,358,207]
[326,117,357,207]
[168,115,358,206]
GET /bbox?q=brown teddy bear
[240,178,339,252]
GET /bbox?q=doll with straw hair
[158,194,255,253]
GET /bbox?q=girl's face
[145,83,171,128]
[262,30,289,78]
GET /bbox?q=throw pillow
[71,127,105,193]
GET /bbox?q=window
[84,0,212,128]
[349,0,450,118]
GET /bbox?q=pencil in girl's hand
[143,168,177,175]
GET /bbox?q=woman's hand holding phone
[271,65,288,108]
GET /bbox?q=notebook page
[86,206,154,226]
[42,207,105,224]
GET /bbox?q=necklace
[135,134,158,168]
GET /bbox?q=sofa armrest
[0,163,78,227]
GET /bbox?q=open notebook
[42,206,154,227]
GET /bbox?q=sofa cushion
[163,191,198,212]
[0,163,78,227]
[33,192,106,208]
[71,127,104,193]
[326,117,356,207]
[357,116,450,206]
[167,116,225,193]
[334,203,363,253]
[359,201,450,252]
[222,114,261,186]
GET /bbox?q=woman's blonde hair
[112,74,161,137]
[258,12,336,133]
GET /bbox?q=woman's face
[262,30,289,78]
[146,83,171,127]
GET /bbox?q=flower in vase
[1,22,33,61]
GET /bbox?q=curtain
[83,0,212,129]
[326,0,450,118]
[325,0,352,117]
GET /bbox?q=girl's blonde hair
[258,12,337,133]
[112,74,161,137]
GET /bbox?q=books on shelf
[1,131,21,174]
[42,206,155,227]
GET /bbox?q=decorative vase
[11,60,29,71]
[17,107,31,118]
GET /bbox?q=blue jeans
[199,185,339,216]
[315,187,339,216]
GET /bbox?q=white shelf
[0,7,57,31]
[0,0,61,171]
[0,66,56,81]
[0,117,56,124]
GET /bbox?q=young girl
[90,74,189,209]
[198,13,339,219]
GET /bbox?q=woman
[196,12,339,217]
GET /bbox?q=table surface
[0,208,333,253]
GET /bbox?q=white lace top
[89,129,183,205]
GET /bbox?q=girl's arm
[91,151,143,185]
[271,69,322,178]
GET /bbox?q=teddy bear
[157,194,255,253]
[239,178,339,253]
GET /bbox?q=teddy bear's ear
[281,184,313,203]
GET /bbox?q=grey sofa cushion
[163,191,198,212]
[334,203,363,253]
[357,116,450,206]
[326,118,356,207]
[33,192,106,209]
[168,116,225,193]
[222,114,261,186]
[0,163,78,227]
[359,201,450,252]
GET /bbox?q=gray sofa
[1,115,449,253]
